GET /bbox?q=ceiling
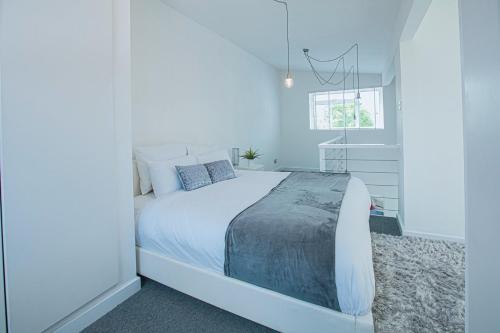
[161,0,409,74]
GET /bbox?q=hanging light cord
[268,3,360,172]
[304,44,362,171]
[342,58,349,172]
[303,43,360,99]
[272,0,290,76]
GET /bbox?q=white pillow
[196,149,234,171]
[148,155,197,198]
[134,144,188,195]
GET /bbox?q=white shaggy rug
[371,233,465,333]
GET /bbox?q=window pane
[309,87,384,130]
[330,91,356,128]
[316,105,330,129]
[330,91,344,128]
[315,92,330,129]
[375,87,384,129]
[359,90,375,128]
[309,94,316,129]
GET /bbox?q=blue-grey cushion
[175,164,212,191]
[204,160,236,183]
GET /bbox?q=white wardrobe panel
[0,43,6,333]
[459,0,500,331]
[0,204,5,333]
[1,1,120,332]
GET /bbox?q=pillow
[134,144,188,195]
[196,149,234,170]
[176,164,212,191]
[204,160,236,183]
[135,161,155,195]
[148,155,197,198]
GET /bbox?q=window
[309,87,384,130]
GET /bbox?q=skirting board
[50,277,141,333]
[137,247,374,333]
[404,229,465,243]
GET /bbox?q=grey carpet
[84,234,464,333]
[371,233,465,333]
[369,215,402,236]
[83,279,273,333]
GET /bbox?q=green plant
[241,147,262,160]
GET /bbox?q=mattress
[134,170,375,315]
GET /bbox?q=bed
[134,165,375,332]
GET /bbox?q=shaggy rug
[371,233,465,333]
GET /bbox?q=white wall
[0,0,138,331]
[279,71,397,170]
[131,0,281,170]
[459,0,500,331]
[399,0,465,239]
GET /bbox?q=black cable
[355,44,360,98]
[303,44,360,90]
[305,43,358,63]
[272,0,290,76]
[342,58,349,173]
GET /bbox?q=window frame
[308,87,385,131]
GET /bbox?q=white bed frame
[137,247,374,333]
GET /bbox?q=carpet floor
[369,215,402,236]
[85,234,464,333]
[371,233,465,333]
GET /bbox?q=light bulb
[354,92,361,120]
[284,73,294,88]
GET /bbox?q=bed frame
[136,247,374,333]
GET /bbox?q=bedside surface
[236,163,264,171]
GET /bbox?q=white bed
[134,169,375,332]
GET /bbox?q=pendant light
[354,91,361,120]
[273,0,293,88]
[285,72,294,88]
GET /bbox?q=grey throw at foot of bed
[224,172,351,311]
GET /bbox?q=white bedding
[135,170,375,315]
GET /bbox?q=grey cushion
[204,160,236,183]
[175,164,212,191]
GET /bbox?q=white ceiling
[161,0,410,74]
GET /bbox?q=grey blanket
[224,171,351,311]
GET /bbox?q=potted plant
[241,147,262,168]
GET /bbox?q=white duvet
[135,170,375,315]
